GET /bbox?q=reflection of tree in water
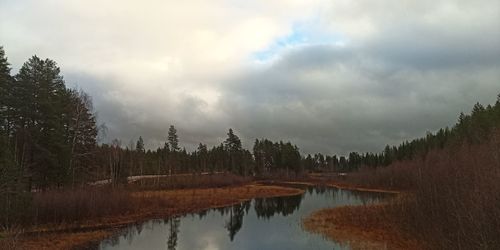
[307,186,315,195]
[225,201,251,241]
[196,209,208,219]
[215,200,251,216]
[254,194,303,219]
[167,217,181,250]
[126,223,145,245]
[104,222,145,247]
[306,185,390,205]
[345,189,389,204]
[306,185,331,195]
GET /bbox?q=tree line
[369,97,500,169]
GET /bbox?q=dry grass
[307,129,500,250]
[129,173,253,190]
[402,139,500,249]
[30,188,135,226]
[1,173,253,229]
[0,226,22,250]
[303,201,422,250]
[8,184,303,249]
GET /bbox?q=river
[98,185,389,250]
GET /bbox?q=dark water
[98,186,389,250]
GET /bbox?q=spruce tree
[0,46,13,134]
[136,136,145,153]
[167,125,179,152]
[224,129,243,174]
[167,125,180,174]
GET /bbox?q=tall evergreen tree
[197,143,208,173]
[167,125,179,152]
[0,46,16,186]
[224,129,243,174]
[167,125,180,174]
[136,136,145,153]
[253,139,264,176]
[0,48,24,219]
[13,56,70,188]
[0,46,13,134]
[224,129,242,152]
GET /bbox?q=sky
[1,0,499,155]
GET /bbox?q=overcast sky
[1,0,499,155]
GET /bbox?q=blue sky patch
[251,23,346,62]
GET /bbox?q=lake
[98,185,389,250]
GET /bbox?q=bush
[343,129,500,249]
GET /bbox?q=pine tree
[167,125,179,152]
[224,129,243,173]
[14,56,71,188]
[224,129,242,152]
[0,47,16,187]
[0,46,13,135]
[197,143,208,173]
[167,125,180,174]
[253,139,265,176]
[136,136,145,153]
[0,48,30,224]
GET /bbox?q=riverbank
[303,201,421,250]
[300,175,422,250]
[259,178,401,194]
[263,178,422,249]
[302,129,500,250]
[3,184,304,250]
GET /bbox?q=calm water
[98,186,388,250]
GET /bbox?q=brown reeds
[130,173,252,190]
[324,129,500,249]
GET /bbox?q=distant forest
[1,46,499,191]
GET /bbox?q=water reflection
[224,202,249,241]
[99,186,390,250]
[167,217,180,250]
[254,194,303,219]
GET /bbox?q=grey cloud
[363,25,500,71]
[218,43,500,155]
[64,72,231,151]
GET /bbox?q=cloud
[220,45,499,154]
[1,0,499,155]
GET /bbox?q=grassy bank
[303,202,421,250]
[0,180,304,249]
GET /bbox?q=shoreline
[324,182,401,194]
[300,180,421,250]
[262,179,420,249]
[302,203,422,250]
[260,179,401,194]
[6,179,412,250]
[10,183,304,250]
